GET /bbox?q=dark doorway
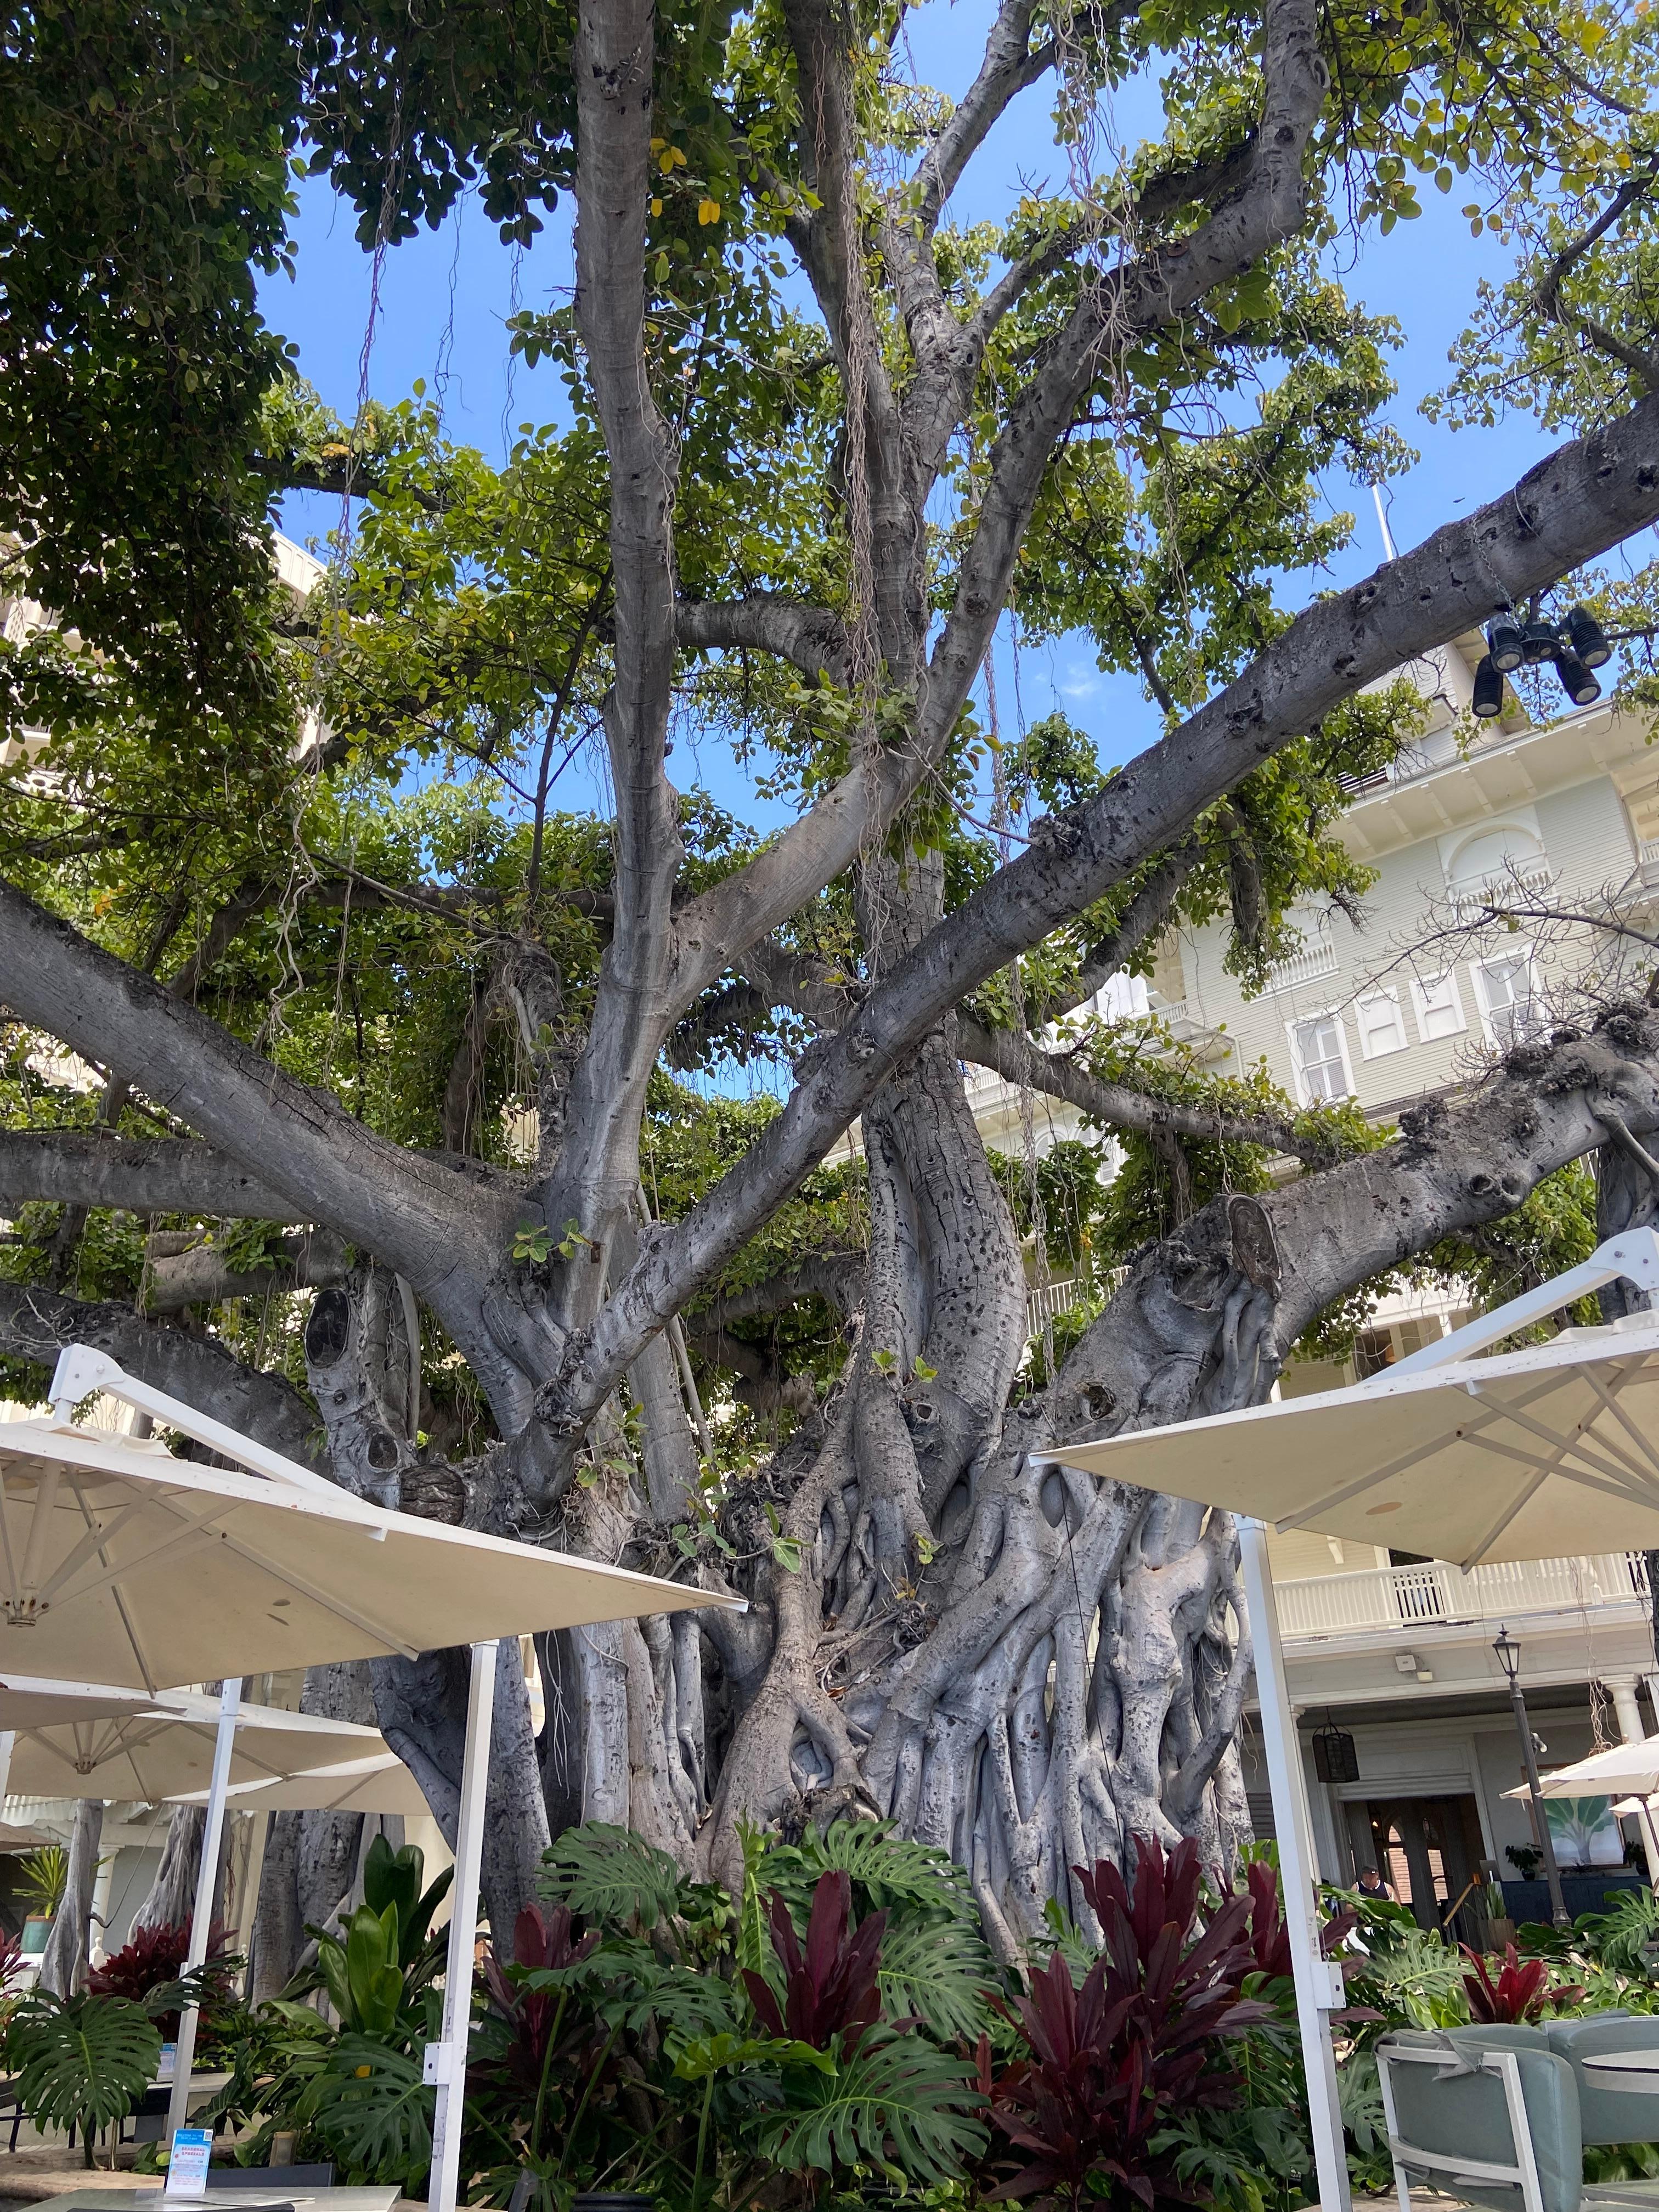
[1346,1794,1488,1943]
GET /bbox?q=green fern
[6,1990,161,2163]
[750,2029,986,2186]
[539,1820,691,1929]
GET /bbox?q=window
[1410,969,1466,1043]
[1289,1013,1352,1104]
[1475,951,1543,1048]
[1355,990,1407,1060]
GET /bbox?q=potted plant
[15,1846,67,1957]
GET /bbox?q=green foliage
[302,2035,434,2192]
[747,2029,986,2186]
[15,1845,67,1918]
[541,1820,697,1932]
[5,1989,161,2164]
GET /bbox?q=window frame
[1353,988,1409,1062]
[1285,1007,1356,1107]
[1409,967,1468,1045]
[1472,947,1544,1049]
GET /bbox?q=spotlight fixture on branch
[1472,654,1505,719]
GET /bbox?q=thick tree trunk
[39,1798,103,1996]
[132,1805,207,1938]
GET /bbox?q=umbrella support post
[1239,1518,1351,2212]
[427,1639,496,2212]
[0,1729,15,1804]
[165,1677,242,2168]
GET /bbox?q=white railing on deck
[1262,936,1339,995]
[1276,1550,1651,1639]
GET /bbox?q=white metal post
[165,1678,241,2167]
[426,1640,496,2212]
[1239,1518,1352,2212]
[0,1728,15,1807]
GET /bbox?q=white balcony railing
[1276,1551,1651,1640]
[1447,859,1554,915]
[1262,936,1339,995]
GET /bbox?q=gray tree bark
[38,1798,103,1997]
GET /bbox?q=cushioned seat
[1379,2027,1659,2212]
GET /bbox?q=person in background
[1357,1864,1393,1900]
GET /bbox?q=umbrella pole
[427,1639,496,2212]
[0,1728,15,1804]
[1239,1517,1352,2212]
[165,1678,241,2165]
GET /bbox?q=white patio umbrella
[15,1343,742,2212]
[0,1675,385,1802]
[1505,1739,1659,1798]
[172,1751,428,1818]
[1049,1227,1659,2212]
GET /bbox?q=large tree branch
[914,0,1059,230]
[0,1131,296,1219]
[541,387,1659,1472]
[142,1229,349,1312]
[1052,1002,1659,1440]
[676,596,851,684]
[0,1281,326,1468]
[0,887,521,1299]
[541,0,687,1305]
[923,0,1328,743]
[953,1016,1331,1160]
[669,0,1324,1021]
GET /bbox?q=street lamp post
[1494,1626,1570,1929]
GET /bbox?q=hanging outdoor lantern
[1312,1710,1360,1784]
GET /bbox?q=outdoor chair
[1378,2021,1659,2212]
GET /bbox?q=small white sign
[156,2042,177,2084]
[165,2127,213,2199]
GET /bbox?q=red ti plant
[477,1903,599,2097]
[1461,1943,1585,2024]
[742,1870,888,2053]
[986,1836,1272,2212]
[88,1920,237,2040]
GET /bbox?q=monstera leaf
[7,1990,161,2163]
[303,2035,433,2191]
[749,2029,986,2186]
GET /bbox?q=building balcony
[1277,1550,1650,1644]
[1261,936,1339,995]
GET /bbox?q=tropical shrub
[1463,1943,1586,2024]
[89,1919,239,2041]
[198,1837,451,2191]
[983,1837,1272,2212]
[5,1988,161,2166]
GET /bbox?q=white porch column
[1239,1518,1352,2212]
[1606,1677,1659,1882]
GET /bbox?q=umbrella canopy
[1500,1736,1659,1799]
[1054,1308,1659,1568]
[173,1751,427,1818]
[0,1676,384,1801]
[0,1417,738,1691]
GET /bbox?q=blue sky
[263,4,1571,836]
